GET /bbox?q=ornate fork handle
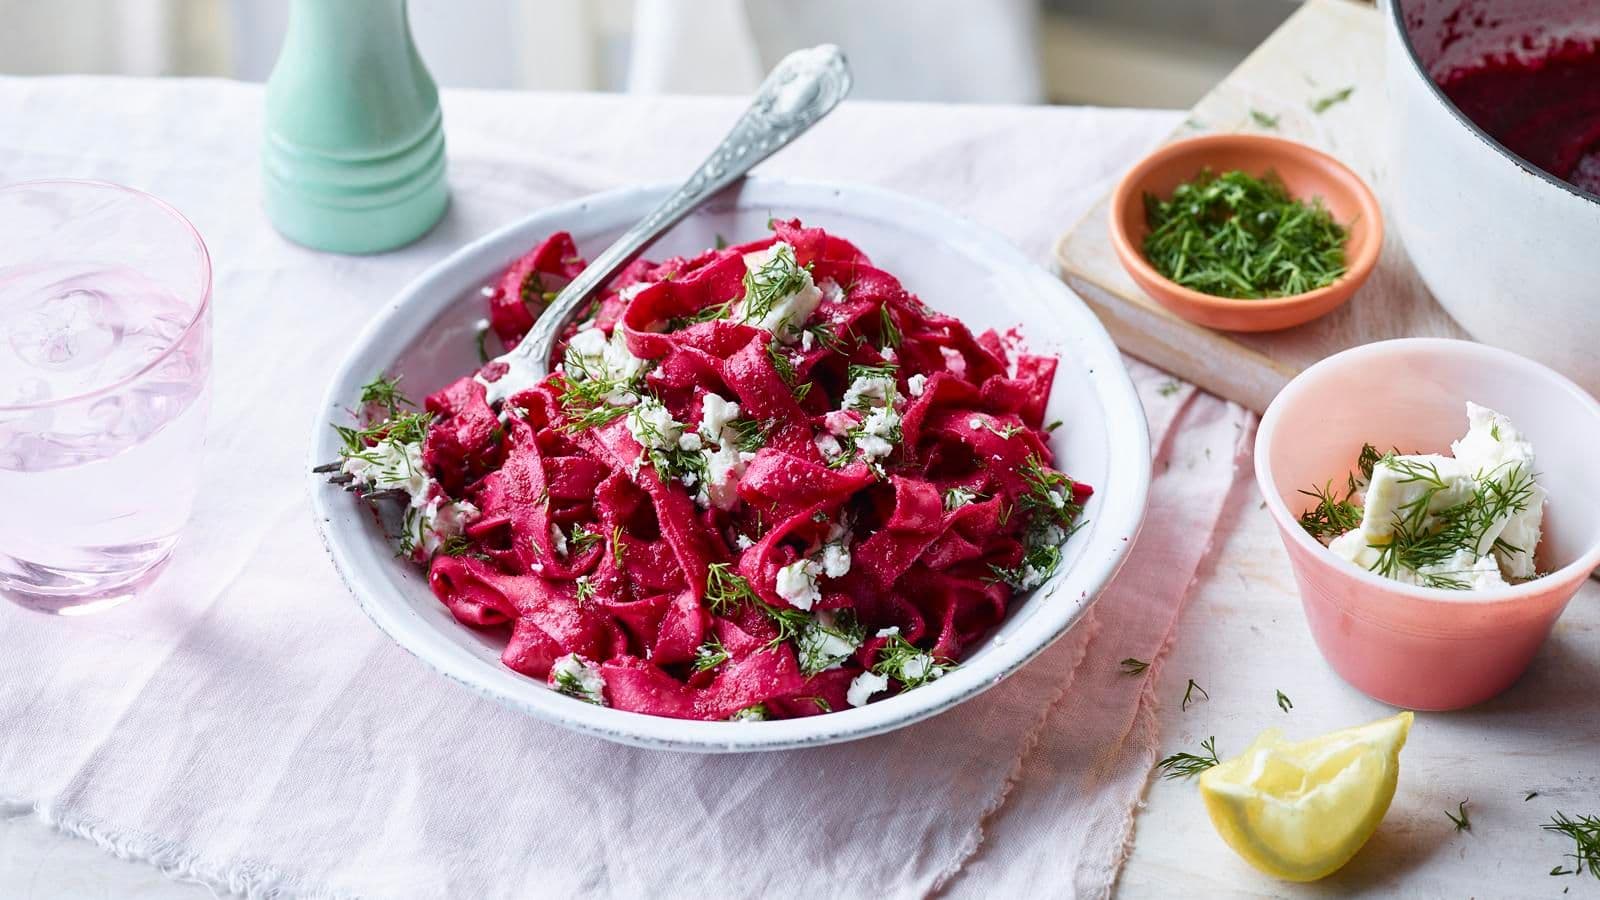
[484,44,852,401]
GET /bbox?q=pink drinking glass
[0,180,213,615]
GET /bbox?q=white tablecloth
[0,75,1251,900]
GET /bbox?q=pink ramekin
[1256,339,1600,710]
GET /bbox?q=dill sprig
[726,418,775,454]
[704,562,759,616]
[1142,168,1348,299]
[334,409,433,458]
[1120,657,1150,675]
[693,633,730,672]
[1297,479,1362,541]
[1446,800,1471,832]
[1157,736,1221,780]
[877,304,902,349]
[1545,812,1600,878]
[437,534,474,557]
[872,632,954,689]
[1370,458,1537,585]
[568,523,603,555]
[359,374,411,414]
[1018,454,1086,533]
[664,299,733,332]
[1310,86,1355,114]
[1249,109,1280,129]
[1181,678,1209,711]
[803,320,849,353]
[701,563,809,647]
[739,244,811,331]
[795,612,865,676]
[1276,689,1293,712]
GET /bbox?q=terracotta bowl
[1256,339,1600,710]
[1109,133,1383,333]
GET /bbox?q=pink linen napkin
[0,76,1244,898]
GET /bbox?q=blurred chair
[628,0,1045,103]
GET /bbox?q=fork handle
[495,44,852,392]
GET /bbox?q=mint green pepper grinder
[262,0,449,254]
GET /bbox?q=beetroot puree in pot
[1438,38,1600,194]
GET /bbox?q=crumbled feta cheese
[796,610,862,673]
[700,443,746,510]
[550,523,569,558]
[549,653,606,705]
[856,405,901,461]
[410,496,479,557]
[1327,403,1544,588]
[821,542,852,579]
[824,410,856,436]
[881,347,896,362]
[775,559,822,610]
[875,626,900,638]
[847,670,890,707]
[341,436,429,498]
[626,397,683,450]
[729,705,768,721]
[736,242,822,343]
[801,329,815,352]
[735,533,755,550]
[968,417,984,430]
[900,651,937,683]
[815,433,843,460]
[1452,402,1544,578]
[907,373,928,397]
[678,433,703,452]
[843,374,896,411]
[562,327,648,405]
[698,393,742,443]
[944,486,977,511]
[818,277,845,304]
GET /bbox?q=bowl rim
[1255,337,1600,605]
[1107,132,1384,313]
[308,175,1152,752]
[1385,0,1600,208]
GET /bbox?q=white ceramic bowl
[309,177,1150,752]
[1385,0,1600,397]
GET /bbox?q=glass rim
[0,178,214,412]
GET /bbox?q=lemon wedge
[1198,711,1413,882]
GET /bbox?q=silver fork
[479,43,853,405]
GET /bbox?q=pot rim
[1387,0,1600,207]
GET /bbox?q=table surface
[9,446,1597,898]
[4,78,1598,897]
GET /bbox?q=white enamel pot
[1384,0,1600,397]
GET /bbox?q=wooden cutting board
[1056,0,1467,413]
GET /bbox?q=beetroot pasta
[333,221,1089,720]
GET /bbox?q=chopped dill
[1310,85,1355,114]
[738,244,811,331]
[1181,678,1209,711]
[1446,800,1472,832]
[1276,689,1293,712]
[1250,109,1280,129]
[1157,736,1221,780]
[1142,168,1348,299]
[1545,812,1600,878]
[878,304,902,348]
[693,633,730,672]
[1120,657,1150,675]
[872,632,954,689]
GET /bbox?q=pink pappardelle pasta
[335,221,1090,720]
